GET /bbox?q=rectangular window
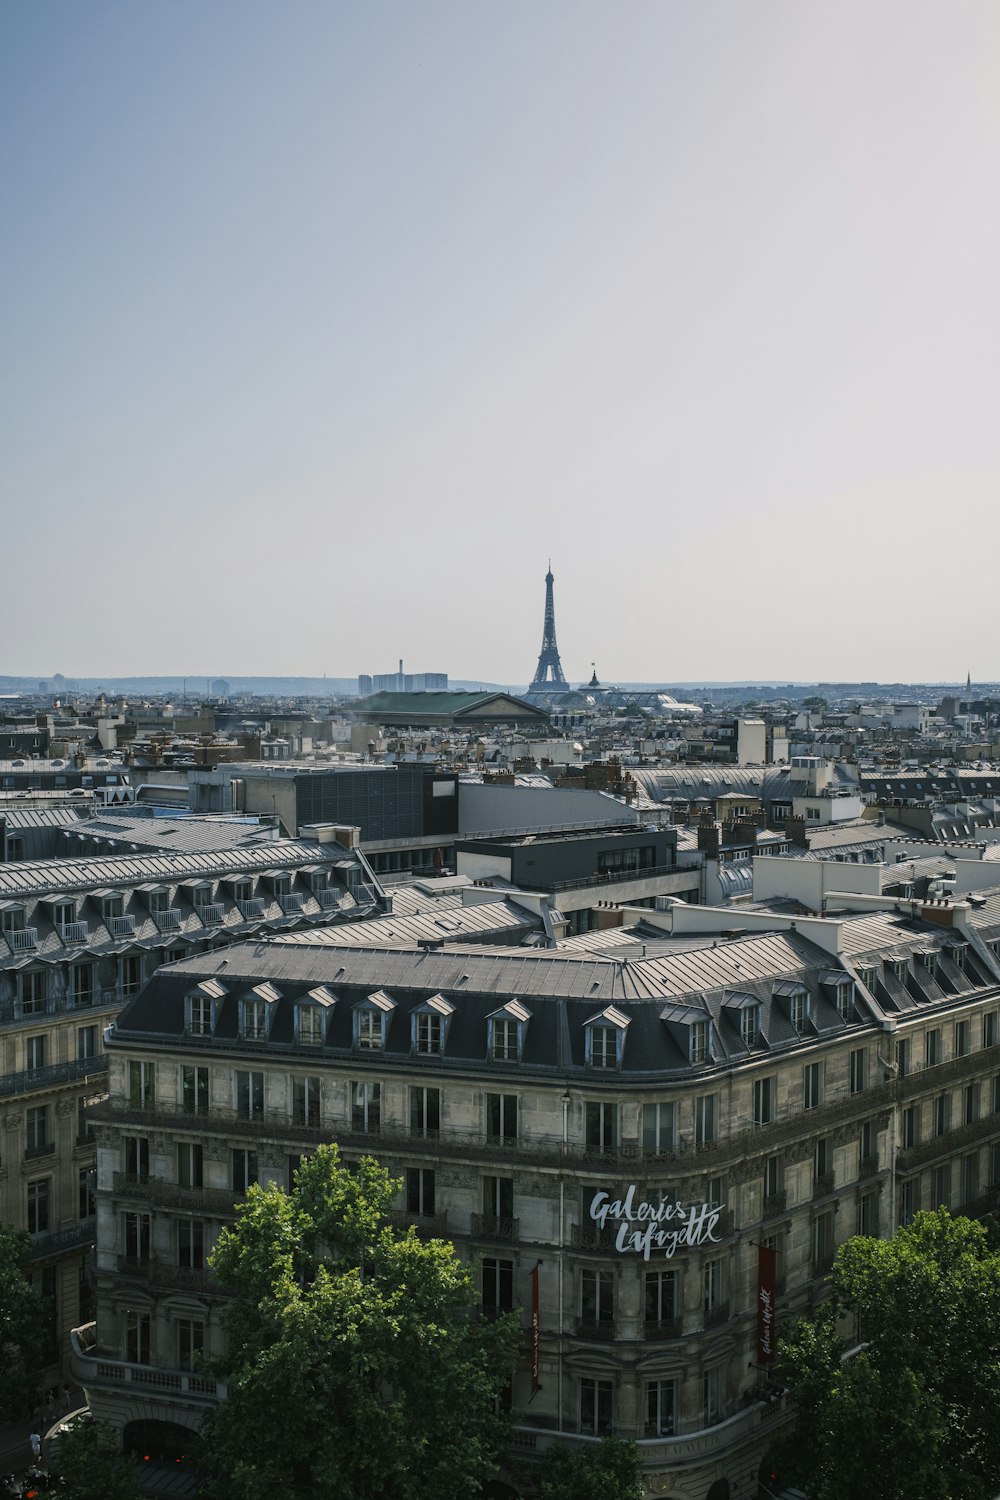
[357,1010,383,1050]
[896,1037,909,1078]
[482,1258,514,1318]
[580,1378,613,1437]
[178,1219,205,1269]
[298,1006,325,1047]
[933,1092,950,1137]
[694,1094,716,1146]
[645,1378,676,1438]
[492,1017,519,1062]
[704,1367,722,1426]
[351,1081,380,1133]
[642,1101,674,1153]
[242,1000,268,1041]
[849,1048,867,1094]
[585,1101,617,1154]
[644,1269,676,1332]
[128,1060,155,1108]
[27,1178,50,1234]
[815,1136,832,1187]
[962,1153,979,1205]
[18,971,47,1015]
[188,995,213,1036]
[580,1269,614,1331]
[177,1318,204,1372]
[177,1142,203,1189]
[235,1070,264,1120]
[859,1120,875,1168]
[753,1076,774,1126]
[932,1164,950,1208]
[416,1013,442,1055]
[292,1076,321,1128]
[899,1177,917,1225]
[814,1210,834,1268]
[486,1093,516,1143]
[70,964,94,1007]
[25,1034,47,1073]
[25,1105,49,1156]
[857,1188,877,1237]
[763,1155,782,1206]
[482,1175,514,1223]
[926,1028,942,1068]
[120,956,142,997]
[965,1083,979,1126]
[703,1258,723,1314]
[740,1005,759,1048]
[124,1136,149,1181]
[405,1167,436,1218]
[591,1025,617,1068]
[182,1065,210,1116]
[804,1062,822,1110]
[984,1012,999,1050]
[123,1211,151,1265]
[955,1020,970,1058]
[790,991,807,1032]
[901,1106,917,1149]
[690,1020,708,1064]
[835,982,854,1021]
[409,1085,441,1138]
[124,1309,151,1365]
[231,1150,258,1194]
[77,1025,97,1061]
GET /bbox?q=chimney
[785,815,808,849]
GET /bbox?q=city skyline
[3,3,998,682]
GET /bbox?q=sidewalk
[0,1388,85,1480]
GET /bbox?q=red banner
[530,1263,540,1396]
[757,1244,776,1365]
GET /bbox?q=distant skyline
[3,3,998,682]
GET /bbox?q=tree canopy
[774,1208,1000,1500]
[526,1437,644,1500]
[52,1415,142,1500]
[0,1222,44,1418]
[198,1144,522,1500]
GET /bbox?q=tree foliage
[0,1222,44,1418]
[526,1437,644,1500]
[52,1415,142,1500]
[774,1209,1000,1500]
[198,1144,521,1500]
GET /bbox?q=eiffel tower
[527,563,569,695]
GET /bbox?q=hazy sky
[2,2,998,686]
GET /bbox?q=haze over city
[3,1,998,683]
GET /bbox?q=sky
[2,1,998,687]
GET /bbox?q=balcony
[24,1140,56,1162]
[390,1210,450,1239]
[896,1111,1000,1173]
[471,1214,519,1243]
[571,1223,619,1251]
[198,903,225,926]
[112,1173,245,1217]
[109,916,135,938]
[859,1154,881,1180]
[575,1318,615,1341]
[0,1055,109,1100]
[153,909,181,933]
[70,1323,227,1405]
[58,922,88,945]
[150,1262,220,1295]
[814,1171,835,1198]
[762,1190,787,1218]
[703,1301,731,1329]
[643,1318,681,1341]
[237,899,266,921]
[8,928,38,953]
[26,1219,96,1262]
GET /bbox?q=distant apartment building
[357,665,448,696]
[0,831,386,1375]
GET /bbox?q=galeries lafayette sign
[589,1186,726,1260]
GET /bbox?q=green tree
[198,1144,521,1500]
[774,1209,1000,1500]
[0,1222,44,1417]
[51,1415,142,1500]
[526,1437,644,1500]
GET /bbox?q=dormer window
[884,957,907,983]
[52,899,76,928]
[773,980,810,1033]
[690,1019,709,1065]
[857,966,877,992]
[835,980,854,1021]
[355,991,395,1050]
[296,986,336,1047]
[739,1004,760,1048]
[0,905,26,935]
[413,994,455,1056]
[190,883,214,912]
[240,982,280,1040]
[948,942,969,972]
[916,950,938,978]
[101,893,124,922]
[488,1000,530,1062]
[585,1006,629,1070]
[185,978,225,1037]
[271,874,291,899]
